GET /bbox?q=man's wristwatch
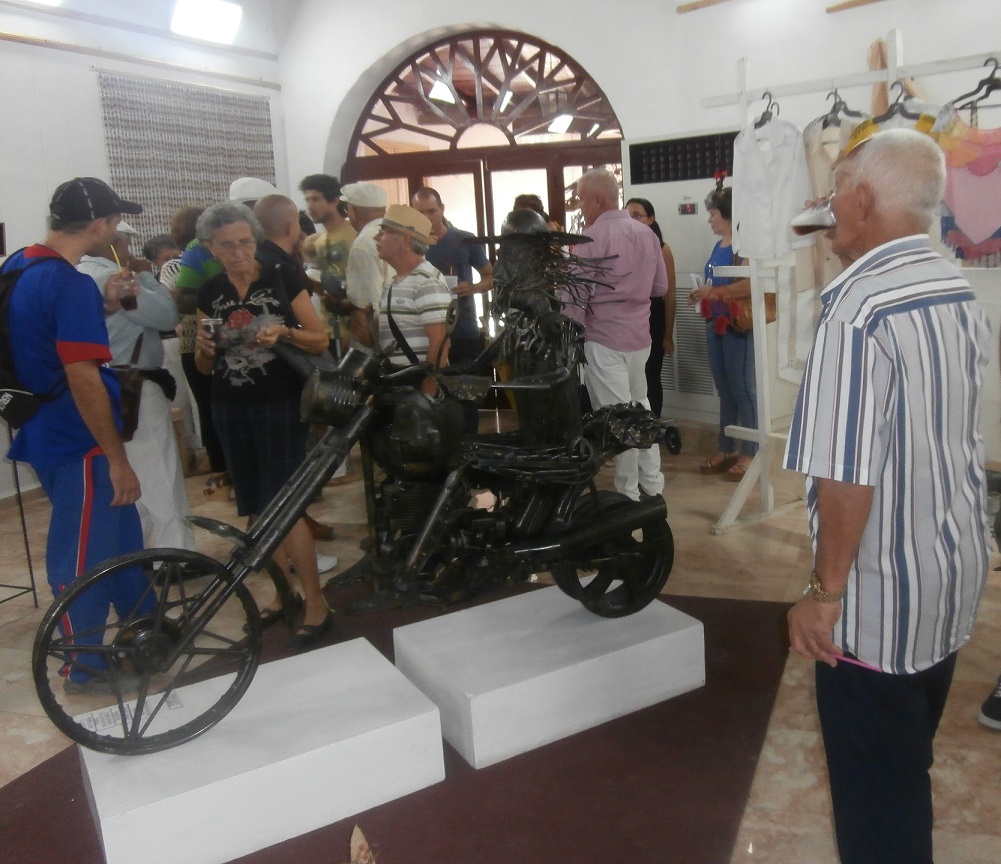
[804,570,845,603]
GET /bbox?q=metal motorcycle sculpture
[31,211,682,755]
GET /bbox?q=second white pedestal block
[393,586,705,768]
[78,638,444,864]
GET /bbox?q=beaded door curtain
[97,71,276,241]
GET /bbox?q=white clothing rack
[703,29,1000,534]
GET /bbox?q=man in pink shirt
[573,168,668,500]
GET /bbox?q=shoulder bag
[112,335,144,442]
[721,249,777,333]
[269,264,338,379]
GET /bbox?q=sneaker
[979,675,1001,730]
[64,672,140,696]
[316,554,338,574]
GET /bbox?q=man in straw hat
[374,204,451,394]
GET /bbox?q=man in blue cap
[3,177,153,694]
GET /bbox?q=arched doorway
[341,29,623,237]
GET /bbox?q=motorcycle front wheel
[32,549,261,755]
[549,491,674,617]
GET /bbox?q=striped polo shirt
[378,259,451,365]
[784,235,990,674]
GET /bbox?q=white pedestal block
[393,586,705,769]
[78,638,444,864]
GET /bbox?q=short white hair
[835,128,944,231]
[577,168,619,204]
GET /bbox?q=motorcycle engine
[369,390,466,481]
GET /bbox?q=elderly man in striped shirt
[375,204,451,396]
[783,128,990,864]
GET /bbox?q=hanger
[871,80,923,123]
[822,89,868,128]
[753,91,779,129]
[952,57,1001,108]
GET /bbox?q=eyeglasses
[215,238,257,253]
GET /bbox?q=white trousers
[583,341,664,501]
[124,379,196,551]
[162,337,201,453]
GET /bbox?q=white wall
[2,0,1000,500]
[277,0,1001,184]
[0,0,291,499]
[0,1,288,255]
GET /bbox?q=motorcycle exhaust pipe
[508,495,667,563]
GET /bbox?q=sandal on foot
[723,460,751,482]
[292,613,333,651]
[699,453,737,475]
[203,473,231,497]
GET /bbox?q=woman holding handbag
[687,178,757,481]
[193,201,333,649]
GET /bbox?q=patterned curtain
[97,71,276,244]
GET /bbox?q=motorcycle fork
[400,467,468,582]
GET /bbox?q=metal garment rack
[1,432,39,607]
[703,28,1000,534]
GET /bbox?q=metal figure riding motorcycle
[31,210,681,754]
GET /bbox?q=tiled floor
[1,415,999,862]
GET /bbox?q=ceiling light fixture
[499,91,513,112]
[171,0,243,45]
[588,123,601,137]
[548,114,573,134]
[428,79,455,104]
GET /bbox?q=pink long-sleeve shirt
[570,209,668,352]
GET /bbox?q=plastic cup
[444,275,459,292]
[791,197,836,236]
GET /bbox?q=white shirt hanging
[732,117,814,260]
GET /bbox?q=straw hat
[380,204,434,245]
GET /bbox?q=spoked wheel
[550,491,674,617]
[32,549,261,755]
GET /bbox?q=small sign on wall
[678,203,698,216]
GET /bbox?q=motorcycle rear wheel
[550,491,674,617]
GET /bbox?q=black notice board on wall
[629,132,738,185]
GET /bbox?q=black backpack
[0,252,67,428]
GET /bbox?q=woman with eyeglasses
[624,197,677,418]
[194,201,333,649]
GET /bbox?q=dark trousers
[815,652,957,864]
[181,351,226,472]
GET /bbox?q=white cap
[229,177,279,203]
[338,182,387,208]
[117,220,139,235]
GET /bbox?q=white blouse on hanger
[732,117,814,260]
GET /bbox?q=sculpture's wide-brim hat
[466,208,591,246]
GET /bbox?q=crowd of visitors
[4,142,997,787]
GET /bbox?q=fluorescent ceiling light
[428,79,455,104]
[172,0,243,45]
[588,123,600,137]
[499,91,513,112]
[548,114,573,134]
